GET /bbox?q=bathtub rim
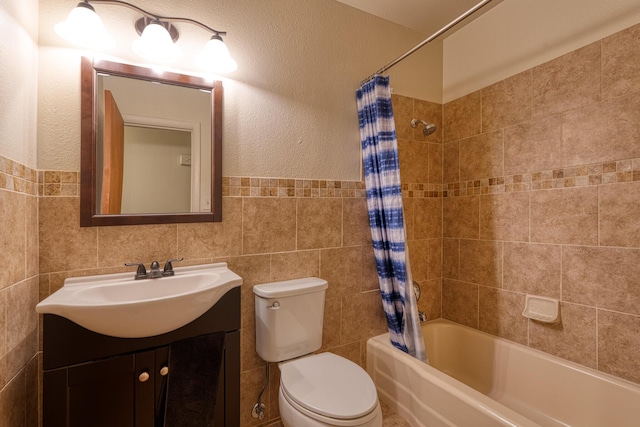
[367,318,640,427]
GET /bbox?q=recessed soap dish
[522,295,560,323]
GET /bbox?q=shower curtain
[356,75,426,362]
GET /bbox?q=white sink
[36,262,242,338]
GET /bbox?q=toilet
[253,277,383,427]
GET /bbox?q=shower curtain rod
[360,0,495,85]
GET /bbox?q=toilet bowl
[278,353,382,427]
[253,278,382,427]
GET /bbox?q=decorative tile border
[36,157,640,200]
[401,183,445,198]
[223,176,367,198]
[0,155,38,196]
[38,171,80,197]
[444,159,640,197]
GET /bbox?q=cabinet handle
[160,366,169,376]
[138,371,150,382]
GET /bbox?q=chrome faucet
[125,258,183,280]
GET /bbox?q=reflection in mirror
[80,57,222,226]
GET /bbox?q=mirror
[80,57,222,226]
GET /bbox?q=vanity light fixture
[56,0,238,72]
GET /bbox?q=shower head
[410,118,437,137]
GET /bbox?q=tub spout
[419,311,427,323]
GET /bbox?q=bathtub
[367,319,640,427]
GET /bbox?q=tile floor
[381,401,411,426]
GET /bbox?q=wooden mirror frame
[80,57,222,226]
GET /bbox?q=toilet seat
[279,352,379,423]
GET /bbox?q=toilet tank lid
[253,277,328,298]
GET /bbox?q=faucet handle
[162,258,184,276]
[125,262,148,280]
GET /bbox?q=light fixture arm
[83,0,227,36]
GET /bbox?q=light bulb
[55,2,115,50]
[198,36,238,73]
[132,22,181,62]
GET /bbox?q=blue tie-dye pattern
[356,75,426,362]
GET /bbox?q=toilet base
[279,386,383,427]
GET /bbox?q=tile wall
[0,156,39,425]
[391,94,444,321]
[441,22,640,384]
[38,176,386,427]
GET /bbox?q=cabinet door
[67,354,135,427]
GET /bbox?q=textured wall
[441,22,640,384]
[36,0,443,180]
[443,0,640,102]
[0,0,39,168]
[0,0,41,424]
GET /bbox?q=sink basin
[36,262,242,338]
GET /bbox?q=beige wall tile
[503,243,561,298]
[414,197,442,239]
[480,192,530,242]
[503,115,563,175]
[444,91,481,142]
[442,238,459,280]
[427,238,442,280]
[241,322,263,372]
[403,198,414,241]
[343,197,371,247]
[392,94,413,141]
[443,141,460,183]
[459,131,504,181]
[6,278,38,352]
[0,191,25,288]
[530,187,598,245]
[38,197,97,273]
[341,290,387,343]
[297,198,342,250]
[529,302,596,368]
[97,224,177,267]
[442,279,478,328]
[479,288,527,345]
[418,278,442,321]
[598,310,640,383]
[321,297,342,351]
[0,372,26,427]
[414,99,442,143]
[408,240,428,281]
[398,140,429,184]
[270,250,319,282]
[482,71,532,132]
[320,246,361,298]
[177,197,242,259]
[428,143,443,184]
[25,196,38,279]
[443,195,479,239]
[562,92,640,166]
[243,198,296,254]
[361,244,379,291]
[532,42,601,118]
[562,246,640,316]
[602,22,640,99]
[599,181,640,248]
[459,239,502,288]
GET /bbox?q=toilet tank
[253,277,328,363]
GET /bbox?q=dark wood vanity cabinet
[42,288,240,427]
